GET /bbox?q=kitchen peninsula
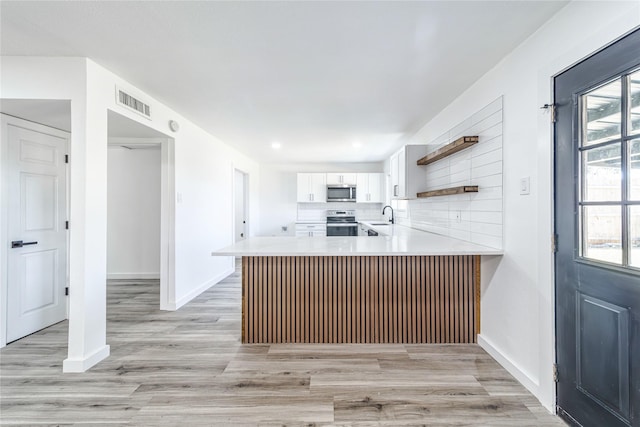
[213,224,502,345]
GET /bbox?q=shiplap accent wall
[401,97,503,249]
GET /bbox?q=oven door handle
[326,223,358,227]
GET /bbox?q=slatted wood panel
[243,256,479,344]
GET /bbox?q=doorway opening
[234,169,249,243]
[106,110,175,311]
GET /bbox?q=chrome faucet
[382,205,395,224]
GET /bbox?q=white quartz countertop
[213,224,503,256]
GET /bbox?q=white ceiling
[0,1,568,163]
[0,99,71,132]
[0,99,170,139]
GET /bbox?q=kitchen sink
[369,222,391,226]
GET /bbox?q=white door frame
[233,167,250,243]
[106,134,176,311]
[159,137,176,311]
[0,114,70,348]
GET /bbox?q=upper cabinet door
[356,173,369,202]
[368,173,384,203]
[309,173,327,202]
[298,173,326,202]
[356,173,384,203]
[397,148,406,198]
[326,173,357,185]
[296,173,312,202]
[390,149,405,198]
[389,146,428,199]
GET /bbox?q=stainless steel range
[326,210,358,237]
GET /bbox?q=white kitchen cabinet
[390,145,428,199]
[326,173,357,185]
[295,223,327,237]
[356,173,384,203]
[297,173,327,203]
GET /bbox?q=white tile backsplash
[297,202,385,222]
[406,96,504,249]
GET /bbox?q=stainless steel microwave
[326,185,356,202]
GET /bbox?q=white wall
[259,162,383,236]
[86,60,261,308]
[0,57,102,370]
[1,56,261,371]
[406,1,639,411]
[107,144,161,279]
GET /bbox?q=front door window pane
[630,206,640,268]
[582,205,622,264]
[578,70,640,270]
[630,139,640,201]
[583,79,622,146]
[629,70,640,136]
[582,143,621,201]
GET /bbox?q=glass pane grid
[581,205,622,264]
[582,79,621,146]
[581,143,621,202]
[578,72,638,270]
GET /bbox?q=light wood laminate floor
[1,262,566,426]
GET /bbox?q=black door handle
[11,240,38,248]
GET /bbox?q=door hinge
[553,363,559,382]
[65,287,69,296]
[65,154,69,164]
[540,103,556,123]
[65,221,69,230]
[552,233,558,253]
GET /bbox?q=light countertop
[213,224,503,256]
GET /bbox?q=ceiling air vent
[115,86,151,119]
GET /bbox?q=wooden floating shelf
[417,136,479,166]
[417,185,479,198]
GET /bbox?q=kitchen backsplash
[399,96,504,249]
[297,202,385,222]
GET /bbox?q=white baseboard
[107,272,160,280]
[63,344,110,373]
[165,267,234,311]
[478,334,539,396]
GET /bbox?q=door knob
[11,240,38,248]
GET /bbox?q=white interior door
[6,122,68,343]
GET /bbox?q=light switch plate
[520,177,530,195]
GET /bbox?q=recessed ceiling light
[352,141,362,148]
[271,142,282,149]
